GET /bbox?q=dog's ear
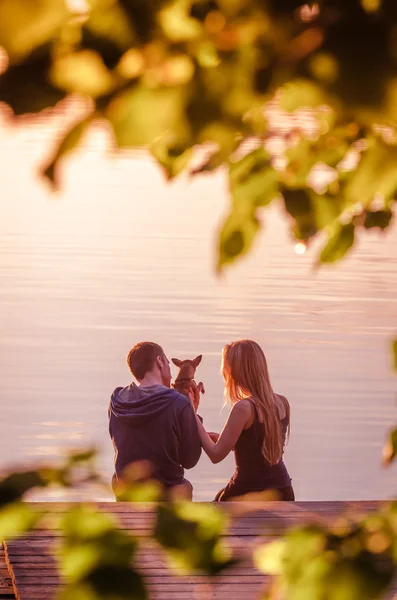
[193,355,202,368]
[171,358,182,367]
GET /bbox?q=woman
[196,340,294,501]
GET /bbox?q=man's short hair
[127,342,164,381]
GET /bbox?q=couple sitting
[108,339,294,501]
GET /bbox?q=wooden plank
[5,501,395,600]
[6,540,260,553]
[14,576,267,585]
[21,512,342,525]
[24,501,386,512]
[0,545,15,599]
[14,589,262,600]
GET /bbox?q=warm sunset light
[294,242,307,256]
[0,2,396,599]
[300,3,320,23]
[66,0,88,12]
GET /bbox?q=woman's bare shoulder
[275,394,289,419]
[276,393,289,404]
[232,398,255,428]
[232,399,254,416]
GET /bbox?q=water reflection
[22,432,84,440]
[0,109,396,501]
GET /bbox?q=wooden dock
[0,545,14,599]
[2,501,396,600]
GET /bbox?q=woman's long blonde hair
[222,340,290,465]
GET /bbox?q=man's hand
[208,432,220,443]
[188,382,201,413]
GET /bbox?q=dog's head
[171,355,202,379]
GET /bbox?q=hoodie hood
[110,383,178,426]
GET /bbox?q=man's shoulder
[168,388,190,409]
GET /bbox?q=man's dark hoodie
[109,383,202,488]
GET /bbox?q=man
[108,341,202,500]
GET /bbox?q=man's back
[109,382,201,488]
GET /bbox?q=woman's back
[232,395,291,490]
[200,339,294,502]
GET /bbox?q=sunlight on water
[0,105,396,502]
[294,242,307,256]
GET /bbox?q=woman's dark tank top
[229,398,291,491]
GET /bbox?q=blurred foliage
[110,460,164,503]
[0,2,397,598]
[154,502,236,574]
[393,339,397,371]
[0,447,395,600]
[0,452,236,598]
[0,0,397,268]
[59,506,147,600]
[0,502,42,540]
[0,448,98,538]
[0,447,98,507]
[383,426,397,466]
[255,502,397,600]
[383,340,397,466]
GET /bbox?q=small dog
[171,355,205,404]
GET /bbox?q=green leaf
[190,150,226,175]
[41,116,94,190]
[283,188,318,241]
[393,339,397,371]
[190,122,241,175]
[80,28,126,70]
[59,566,147,600]
[154,503,235,575]
[282,188,342,242]
[383,426,397,466]
[217,149,278,271]
[112,479,162,502]
[229,148,278,208]
[279,79,328,112]
[254,540,286,575]
[106,85,190,148]
[0,448,98,508]
[319,223,355,264]
[151,138,192,180]
[85,0,136,53]
[313,193,342,229]
[59,506,146,600]
[158,0,202,42]
[60,507,138,578]
[0,470,47,507]
[264,516,396,600]
[174,503,226,538]
[283,133,348,190]
[0,46,65,116]
[62,506,122,541]
[344,139,397,208]
[50,50,115,98]
[217,211,260,271]
[0,503,42,540]
[65,448,97,466]
[364,209,393,230]
[283,187,311,219]
[0,0,69,64]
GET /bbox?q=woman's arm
[196,400,252,464]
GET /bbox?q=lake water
[0,106,396,501]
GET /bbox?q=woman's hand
[208,432,220,443]
[195,400,252,464]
